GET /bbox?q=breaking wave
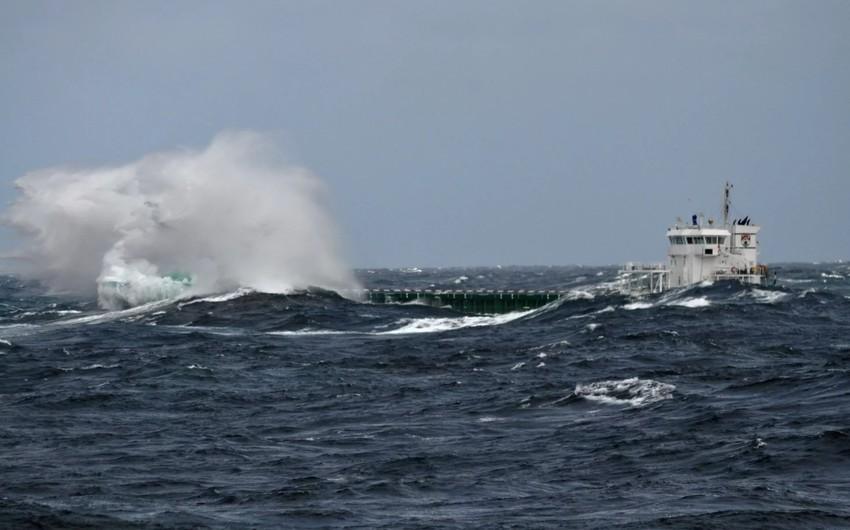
[5,131,359,309]
[379,311,532,335]
[574,377,676,407]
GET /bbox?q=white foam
[566,305,616,320]
[564,289,595,301]
[267,308,535,337]
[179,288,255,307]
[58,298,175,326]
[668,296,710,308]
[623,301,654,310]
[81,363,119,370]
[267,329,351,336]
[0,298,175,339]
[98,269,191,310]
[379,309,531,335]
[574,377,675,407]
[19,309,83,317]
[7,131,360,309]
[748,289,789,304]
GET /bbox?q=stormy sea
[1,263,849,529]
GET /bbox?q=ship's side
[666,221,763,288]
[623,182,768,294]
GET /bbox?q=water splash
[575,377,675,407]
[5,131,359,308]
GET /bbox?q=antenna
[722,182,733,226]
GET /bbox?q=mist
[5,131,359,308]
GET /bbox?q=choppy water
[1,263,850,528]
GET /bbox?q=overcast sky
[2,0,848,267]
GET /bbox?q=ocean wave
[178,288,256,307]
[267,329,352,336]
[379,309,532,335]
[747,289,790,304]
[574,377,675,407]
[623,301,654,310]
[668,296,711,308]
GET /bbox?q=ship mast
[722,181,732,226]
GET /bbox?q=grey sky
[2,0,848,267]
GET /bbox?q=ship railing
[714,273,765,283]
[622,262,668,272]
[714,264,768,283]
[620,263,670,295]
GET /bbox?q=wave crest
[575,377,675,407]
[7,131,359,308]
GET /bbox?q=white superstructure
[623,183,768,294]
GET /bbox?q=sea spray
[5,131,359,308]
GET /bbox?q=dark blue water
[2,264,850,528]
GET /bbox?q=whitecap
[668,296,710,308]
[379,309,530,335]
[564,289,595,301]
[21,309,83,317]
[268,329,351,336]
[748,289,789,304]
[574,377,675,407]
[566,305,616,320]
[623,301,654,310]
[81,363,119,370]
[179,288,255,307]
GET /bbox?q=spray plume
[5,131,359,308]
